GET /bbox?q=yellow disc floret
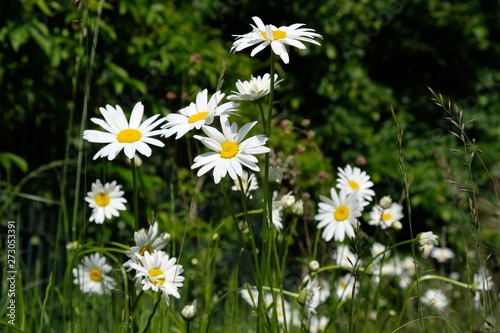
[95,193,110,207]
[188,111,210,124]
[334,205,349,221]
[261,30,287,40]
[117,129,142,143]
[220,141,239,159]
[89,268,102,282]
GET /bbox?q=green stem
[143,293,163,333]
[390,108,424,333]
[131,157,139,231]
[395,274,474,328]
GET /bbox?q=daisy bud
[308,260,320,272]
[379,195,392,209]
[268,166,283,191]
[416,231,439,247]
[281,192,296,210]
[392,221,403,231]
[181,300,197,322]
[297,289,308,308]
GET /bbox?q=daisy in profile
[83,102,166,160]
[191,116,270,184]
[298,276,321,319]
[334,244,359,268]
[336,165,375,206]
[130,250,184,305]
[73,253,116,295]
[227,73,283,102]
[421,289,449,311]
[368,202,404,230]
[161,89,239,139]
[85,179,127,224]
[417,231,439,257]
[123,221,170,272]
[231,16,322,64]
[270,191,284,231]
[315,188,362,242]
[231,171,259,198]
[430,246,455,263]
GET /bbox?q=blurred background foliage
[1,0,500,311]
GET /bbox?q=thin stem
[131,157,139,231]
[391,108,424,333]
[143,293,163,333]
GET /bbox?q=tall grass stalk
[391,107,425,332]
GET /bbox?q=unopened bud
[379,196,392,209]
[308,260,320,272]
[181,300,197,322]
[268,166,283,191]
[297,289,308,307]
[291,200,304,216]
[392,221,403,231]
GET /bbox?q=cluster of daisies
[74,15,323,308]
[70,13,497,331]
[73,221,184,305]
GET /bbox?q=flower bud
[308,260,320,272]
[391,221,403,231]
[379,196,392,209]
[181,300,197,322]
[268,166,283,191]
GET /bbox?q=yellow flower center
[334,205,349,221]
[188,111,210,124]
[349,180,360,190]
[149,268,165,286]
[261,30,287,40]
[95,193,110,207]
[220,141,239,159]
[117,129,142,143]
[381,212,392,222]
[89,268,102,282]
[139,245,153,256]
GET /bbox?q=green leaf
[0,152,29,173]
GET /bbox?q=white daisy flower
[231,170,259,198]
[370,242,389,264]
[227,73,283,102]
[191,116,270,184]
[129,250,184,305]
[334,244,359,268]
[368,202,404,230]
[421,289,449,311]
[240,287,261,307]
[336,165,375,206]
[83,102,166,160]
[73,253,116,295]
[123,221,169,272]
[315,188,362,242]
[336,273,358,301]
[298,277,321,319]
[231,16,322,64]
[417,231,439,256]
[430,247,455,263]
[85,179,127,224]
[473,266,493,292]
[161,89,239,139]
[307,316,329,333]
